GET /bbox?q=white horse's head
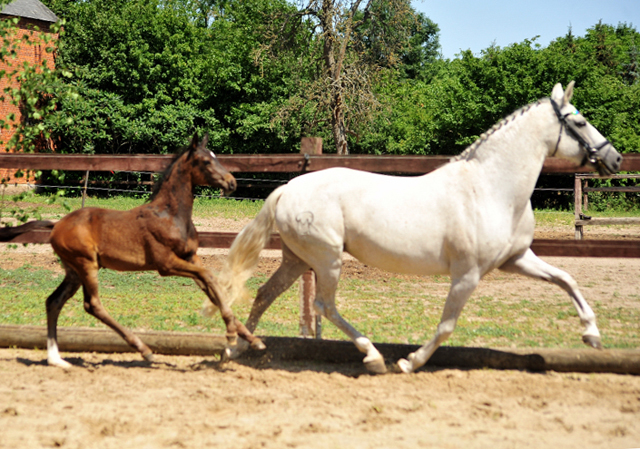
[549,81,622,175]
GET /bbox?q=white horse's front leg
[500,249,602,349]
[398,271,479,373]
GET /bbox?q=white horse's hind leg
[313,265,386,374]
[499,249,602,349]
[398,271,480,373]
[225,245,310,360]
[245,244,310,333]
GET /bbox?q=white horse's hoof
[364,356,387,374]
[397,358,413,374]
[48,358,72,369]
[223,339,250,361]
[582,334,603,349]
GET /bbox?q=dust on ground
[1,218,639,449]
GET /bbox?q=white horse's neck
[453,100,557,208]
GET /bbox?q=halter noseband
[550,98,611,165]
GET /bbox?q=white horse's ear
[551,83,564,103]
[563,80,575,104]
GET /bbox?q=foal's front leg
[162,255,265,350]
[499,249,602,349]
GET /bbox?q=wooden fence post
[299,137,322,338]
[81,170,90,208]
[574,175,583,240]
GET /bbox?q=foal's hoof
[143,352,155,363]
[48,358,73,370]
[250,338,266,351]
[364,357,387,374]
[582,334,603,349]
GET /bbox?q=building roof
[1,0,59,23]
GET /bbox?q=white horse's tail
[202,185,287,317]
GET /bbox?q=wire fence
[8,172,294,202]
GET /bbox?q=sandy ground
[1,218,640,448]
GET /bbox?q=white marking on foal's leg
[47,338,72,369]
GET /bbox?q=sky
[412,0,640,59]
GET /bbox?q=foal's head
[186,133,237,194]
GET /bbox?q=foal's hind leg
[500,249,602,349]
[45,268,81,368]
[76,265,154,361]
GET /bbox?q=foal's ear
[187,132,199,157]
[198,133,209,150]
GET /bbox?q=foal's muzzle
[222,173,237,195]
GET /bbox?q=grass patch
[0,261,638,350]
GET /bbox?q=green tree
[261,0,428,154]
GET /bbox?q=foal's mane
[147,144,192,202]
[451,98,548,162]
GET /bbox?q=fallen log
[1,325,639,374]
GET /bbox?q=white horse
[212,82,622,373]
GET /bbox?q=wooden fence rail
[2,153,640,174]
[5,229,640,258]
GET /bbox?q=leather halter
[550,98,611,165]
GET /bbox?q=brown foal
[0,133,264,367]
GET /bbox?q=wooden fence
[2,152,640,259]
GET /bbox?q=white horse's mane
[451,98,548,162]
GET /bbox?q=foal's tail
[0,220,55,242]
[203,185,287,317]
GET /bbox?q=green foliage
[13,1,639,163]
[352,22,640,156]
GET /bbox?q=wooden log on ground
[0,325,227,356]
[1,325,639,374]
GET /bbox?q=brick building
[0,0,58,184]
